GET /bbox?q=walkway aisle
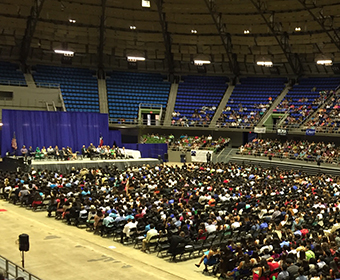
[0,200,207,280]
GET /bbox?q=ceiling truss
[98,0,107,75]
[154,0,174,74]
[251,0,303,76]
[297,0,340,53]
[20,0,45,68]
[203,0,240,76]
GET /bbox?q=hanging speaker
[19,234,30,252]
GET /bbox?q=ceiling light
[141,0,151,7]
[244,30,250,34]
[257,61,273,67]
[54,49,74,57]
[191,29,197,34]
[295,27,301,32]
[127,56,145,62]
[194,60,211,66]
[317,59,332,65]
[130,25,136,30]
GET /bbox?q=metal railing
[108,115,340,135]
[300,126,340,134]
[109,118,141,125]
[0,98,53,108]
[215,122,257,129]
[0,254,42,280]
[0,80,27,87]
[35,82,60,89]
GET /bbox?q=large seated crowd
[275,90,330,128]
[142,134,230,153]
[171,107,214,127]
[2,161,340,279]
[216,100,269,128]
[239,139,340,164]
[304,91,340,133]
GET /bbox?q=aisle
[0,200,208,280]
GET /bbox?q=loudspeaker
[164,153,168,160]
[19,234,29,252]
[269,156,272,161]
[128,61,138,69]
[61,55,73,65]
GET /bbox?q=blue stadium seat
[0,61,27,86]
[106,71,171,120]
[32,65,100,113]
[173,75,229,126]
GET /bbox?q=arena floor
[0,199,208,280]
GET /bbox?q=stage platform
[30,158,160,172]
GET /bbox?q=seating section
[304,90,340,132]
[106,72,171,121]
[275,77,340,127]
[217,77,287,128]
[141,133,230,152]
[172,76,229,126]
[33,65,99,112]
[0,61,27,86]
[239,138,340,164]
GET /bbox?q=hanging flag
[11,132,17,150]
[99,134,104,147]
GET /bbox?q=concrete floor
[0,200,211,280]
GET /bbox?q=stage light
[127,56,145,62]
[257,61,273,67]
[194,60,211,66]
[244,30,250,34]
[0,123,3,126]
[316,59,332,65]
[141,0,150,7]
[295,27,301,31]
[69,19,76,23]
[54,50,74,57]
[191,29,197,34]
[130,25,136,30]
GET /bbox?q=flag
[99,135,104,147]
[11,132,17,150]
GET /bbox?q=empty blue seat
[32,65,100,113]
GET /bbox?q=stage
[28,158,160,172]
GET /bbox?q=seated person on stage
[28,146,34,157]
[35,147,44,159]
[41,146,48,158]
[116,147,123,159]
[21,145,28,158]
[106,146,111,158]
[81,145,89,158]
[121,147,127,159]
[54,145,61,160]
[100,146,107,159]
[61,147,69,160]
[87,143,97,159]
[47,146,54,157]
[96,145,102,156]
[67,147,77,160]
[109,145,116,159]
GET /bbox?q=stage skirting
[30,158,160,172]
